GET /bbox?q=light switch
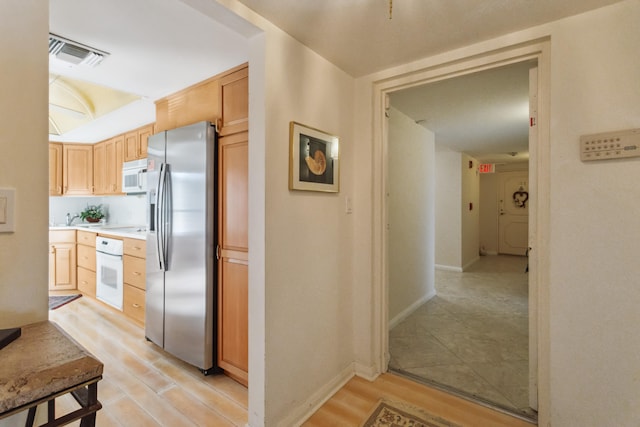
[345,196,353,214]
[0,188,15,233]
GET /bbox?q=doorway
[385,61,534,416]
[372,40,550,423]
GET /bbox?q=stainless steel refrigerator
[145,121,217,374]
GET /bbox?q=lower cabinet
[76,230,97,297]
[49,230,77,290]
[123,238,146,326]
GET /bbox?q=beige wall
[460,153,480,269]
[434,148,461,269]
[0,1,48,328]
[387,107,435,325]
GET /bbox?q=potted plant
[80,204,105,223]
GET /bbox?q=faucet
[65,213,79,226]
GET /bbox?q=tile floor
[388,255,536,419]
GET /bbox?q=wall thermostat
[580,128,640,161]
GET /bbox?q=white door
[498,171,529,256]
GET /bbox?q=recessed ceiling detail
[49,74,140,136]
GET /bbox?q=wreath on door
[512,187,529,208]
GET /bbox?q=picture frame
[289,121,340,192]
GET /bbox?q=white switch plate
[580,128,640,161]
[0,188,15,233]
[345,196,353,214]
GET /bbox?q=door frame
[370,39,551,422]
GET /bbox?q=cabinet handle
[132,303,141,308]
[133,246,141,250]
[50,246,56,254]
[133,271,141,276]
[81,280,88,285]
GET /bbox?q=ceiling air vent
[49,33,109,67]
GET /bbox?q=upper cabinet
[124,124,153,162]
[155,63,247,135]
[49,143,63,196]
[63,144,93,195]
[219,66,248,137]
[94,134,125,195]
[155,78,220,133]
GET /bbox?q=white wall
[546,3,640,425]
[434,148,461,269]
[49,195,147,226]
[460,153,479,270]
[0,1,48,328]
[387,107,435,326]
[353,1,640,425]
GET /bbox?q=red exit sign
[478,163,495,173]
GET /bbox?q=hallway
[389,255,534,418]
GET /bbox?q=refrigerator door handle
[163,164,171,272]
[156,163,166,271]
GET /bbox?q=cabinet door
[77,266,96,298]
[138,125,153,159]
[49,242,76,290]
[124,131,138,162]
[93,142,106,195]
[219,67,248,137]
[49,143,63,196]
[114,135,125,193]
[217,131,249,385]
[63,144,93,195]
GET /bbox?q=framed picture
[289,121,340,192]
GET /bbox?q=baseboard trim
[282,363,355,427]
[354,361,380,381]
[388,290,436,330]
[435,264,463,272]
[462,256,480,271]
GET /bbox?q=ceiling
[50,0,622,160]
[234,0,623,78]
[49,0,250,143]
[390,61,533,164]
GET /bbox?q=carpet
[48,294,82,310]
[361,399,461,427]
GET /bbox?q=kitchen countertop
[0,321,103,415]
[49,224,147,240]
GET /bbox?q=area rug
[48,294,82,310]
[361,399,461,427]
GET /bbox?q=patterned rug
[361,400,461,427]
[48,294,82,310]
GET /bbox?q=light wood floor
[48,294,248,426]
[50,294,534,426]
[304,374,536,427]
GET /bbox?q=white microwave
[122,159,147,193]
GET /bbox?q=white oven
[95,236,124,310]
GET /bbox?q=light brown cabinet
[124,124,153,162]
[49,143,63,196]
[217,131,249,386]
[63,144,93,195]
[155,79,220,133]
[123,238,146,325]
[94,135,125,195]
[49,230,77,291]
[219,66,248,137]
[93,141,106,194]
[76,230,97,298]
